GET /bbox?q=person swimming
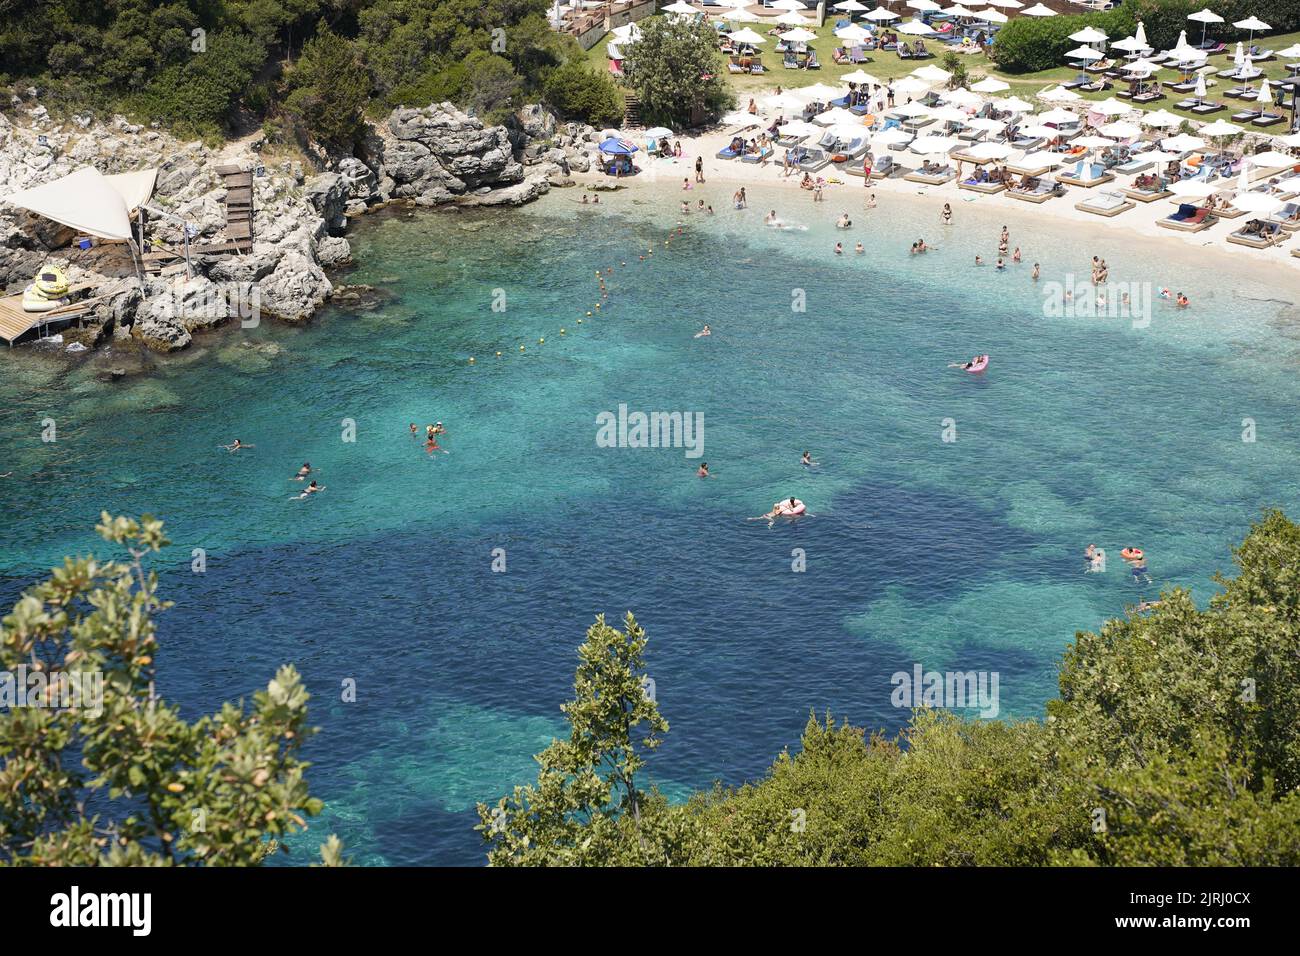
[697,462,711,478]
[294,463,311,481]
[834,242,843,255]
[293,480,325,500]
[836,213,852,229]
[1031,263,1040,280]
[855,242,864,254]
[801,450,818,467]
[765,209,779,224]
[695,324,711,338]
[409,423,418,437]
[221,439,251,452]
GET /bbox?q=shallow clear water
[3,183,1300,864]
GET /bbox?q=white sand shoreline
[570,125,1300,297]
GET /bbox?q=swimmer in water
[409,423,418,437]
[765,209,778,224]
[424,437,448,454]
[1031,263,1040,281]
[834,242,843,255]
[974,255,984,266]
[801,450,818,467]
[293,463,311,481]
[221,439,251,452]
[836,212,852,229]
[697,462,712,478]
[293,480,325,500]
[942,203,952,225]
[855,242,864,254]
[695,324,711,338]
[1012,247,1022,263]
[1176,292,1189,308]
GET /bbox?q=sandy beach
[573,122,1300,295]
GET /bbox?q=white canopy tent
[1,166,150,241]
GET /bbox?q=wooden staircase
[215,164,254,250]
[623,92,641,128]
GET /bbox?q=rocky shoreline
[0,93,613,358]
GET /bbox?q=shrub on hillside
[543,60,624,127]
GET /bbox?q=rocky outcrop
[0,92,573,361]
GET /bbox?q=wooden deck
[0,285,100,345]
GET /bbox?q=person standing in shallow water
[695,155,704,183]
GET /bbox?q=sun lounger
[1268,202,1300,231]
[715,140,743,160]
[1231,108,1263,123]
[1115,155,1156,176]
[1253,112,1285,127]
[796,148,829,172]
[740,146,773,164]
[959,176,1006,194]
[904,165,956,185]
[1227,220,1288,247]
[1056,160,1115,187]
[1075,191,1136,217]
[1006,180,1063,203]
[1121,181,1173,202]
[775,132,806,148]
[869,155,902,179]
[841,138,869,159]
[1157,203,1217,232]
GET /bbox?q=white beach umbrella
[873,127,916,146]
[1234,16,1271,47]
[1112,37,1148,54]
[1141,109,1183,128]
[1194,72,1209,100]
[893,100,934,118]
[780,27,819,42]
[611,23,642,42]
[986,0,1023,7]
[1188,8,1223,47]
[944,4,977,15]
[827,123,871,142]
[898,19,936,35]
[1249,150,1298,168]
[834,0,870,11]
[971,77,1010,93]
[929,105,972,124]
[893,76,933,97]
[728,28,766,45]
[791,83,846,102]
[776,119,822,137]
[662,1,698,13]
[913,64,953,84]
[1040,107,1080,124]
[977,8,1009,24]
[726,8,761,21]
[1070,26,1109,45]
[721,110,755,126]
[1199,119,1243,138]
[718,0,752,7]
[864,5,900,21]
[1277,132,1300,148]
[910,134,959,154]
[907,0,942,10]
[1091,97,1133,116]
[1163,133,1208,152]
[763,92,807,110]
[770,0,808,10]
[841,69,882,85]
[1038,86,1082,103]
[1066,46,1104,62]
[1277,43,1300,59]
[1099,120,1142,139]
[1073,134,1116,149]
[1136,20,1149,47]
[1017,149,1063,168]
[836,23,874,42]
[776,11,809,26]
[995,96,1033,112]
[942,88,985,108]
[817,107,863,125]
[1230,162,1283,214]
[1022,2,1055,14]
[964,116,1006,133]
[1255,77,1274,104]
[1169,179,1216,198]
[1019,124,1063,139]
[965,141,1013,160]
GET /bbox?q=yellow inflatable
[21,265,70,313]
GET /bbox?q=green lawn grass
[589,16,1300,128]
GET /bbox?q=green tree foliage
[283,21,370,151]
[542,59,623,127]
[621,16,733,128]
[476,613,671,865]
[482,512,1300,866]
[0,514,339,866]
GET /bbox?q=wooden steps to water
[0,285,101,345]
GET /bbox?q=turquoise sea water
[3,182,1300,864]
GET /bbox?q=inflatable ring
[774,499,806,516]
[1120,548,1144,562]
